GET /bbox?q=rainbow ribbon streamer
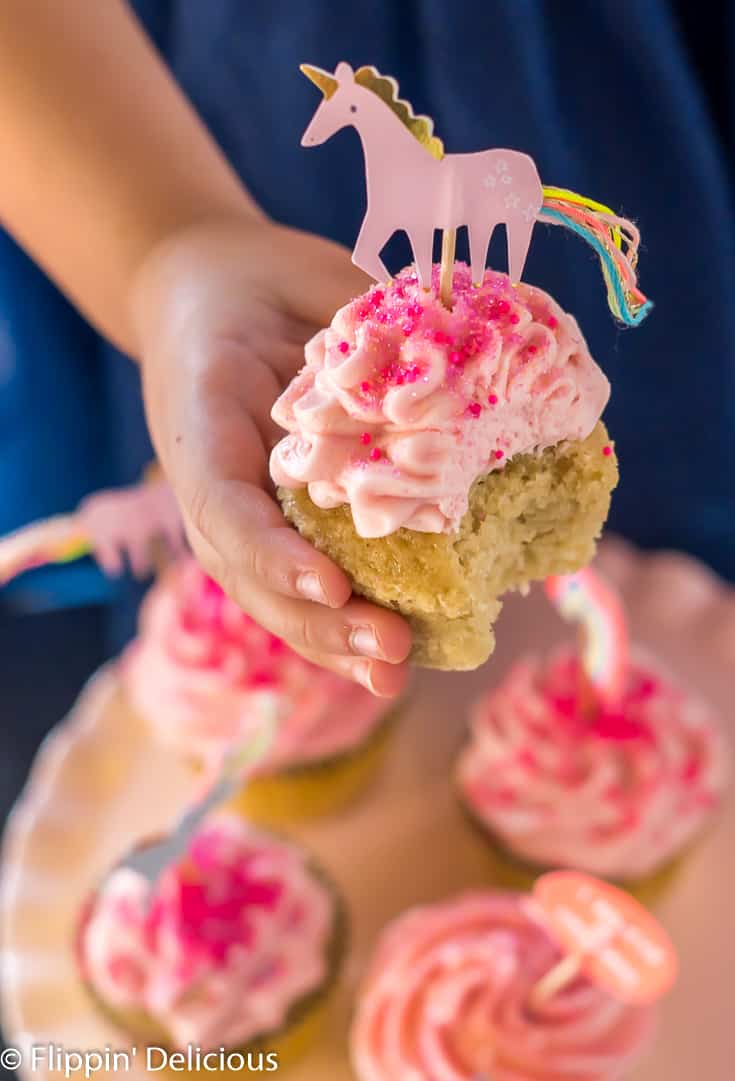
[545,568,629,708]
[540,187,653,328]
[0,515,91,587]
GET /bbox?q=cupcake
[76,815,344,1067]
[351,891,654,1081]
[122,558,398,825]
[271,264,618,671]
[456,646,729,892]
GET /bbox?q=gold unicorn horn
[300,64,338,100]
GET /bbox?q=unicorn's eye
[350,105,358,113]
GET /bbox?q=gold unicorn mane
[354,66,444,159]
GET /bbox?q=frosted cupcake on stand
[122,558,400,825]
[351,879,675,1081]
[456,568,729,896]
[76,814,344,1069]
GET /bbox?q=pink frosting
[457,647,729,879]
[351,892,653,1081]
[121,558,390,774]
[270,264,609,538]
[77,816,335,1049]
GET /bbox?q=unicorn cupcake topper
[301,62,651,325]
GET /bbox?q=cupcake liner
[458,794,688,908]
[223,704,401,827]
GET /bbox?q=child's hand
[133,220,412,697]
[77,479,187,578]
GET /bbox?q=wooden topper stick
[528,952,584,1011]
[439,228,456,309]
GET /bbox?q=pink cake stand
[2,539,734,1080]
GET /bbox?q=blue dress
[1,0,733,622]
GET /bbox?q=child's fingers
[247,592,412,664]
[186,477,353,610]
[290,645,411,699]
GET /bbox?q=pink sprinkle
[360,381,371,393]
[603,445,613,457]
[547,315,558,329]
[357,306,370,320]
[395,372,405,385]
[487,393,498,405]
[509,313,520,325]
[369,447,382,462]
[406,365,421,383]
[371,289,384,306]
[407,303,423,319]
[338,340,349,354]
[467,402,482,417]
[449,350,463,366]
[497,300,511,316]
[360,432,372,445]
[494,449,504,460]
[527,344,537,354]
[433,330,447,344]
[402,321,416,336]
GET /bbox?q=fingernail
[349,626,382,659]
[354,659,377,694]
[297,571,328,605]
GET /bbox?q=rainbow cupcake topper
[301,62,652,325]
[545,568,629,707]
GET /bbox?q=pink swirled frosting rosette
[77,816,337,1050]
[270,264,609,538]
[121,558,390,775]
[351,891,653,1081]
[456,648,729,880]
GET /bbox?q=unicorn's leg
[506,217,536,285]
[407,229,434,290]
[469,223,496,286]
[352,214,391,283]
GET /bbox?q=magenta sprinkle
[487,393,498,405]
[527,344,538,354]
[402,321,416,336]
[369,447,382,462]
[360,432,372,445]
[449,350,463,366]
[432,330,447,344]
[371,289,385,306]
[603,445,613,456]
[338,340,350,354]
[547,315,558,329]
[360,381,371,393]
[467,402,482,417]
[494,449,504,460]
[357,306,370,320]
[509,313,520,325]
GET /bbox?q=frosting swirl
[77,816,335,1049]
[270,264,609,538]
[457,648,729,879]
[122,558,389,774]
[351,892,653,1081]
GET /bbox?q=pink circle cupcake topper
[300,62,652,325]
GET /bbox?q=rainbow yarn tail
[539,187,652,327]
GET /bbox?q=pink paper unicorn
[301,62,544,288]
